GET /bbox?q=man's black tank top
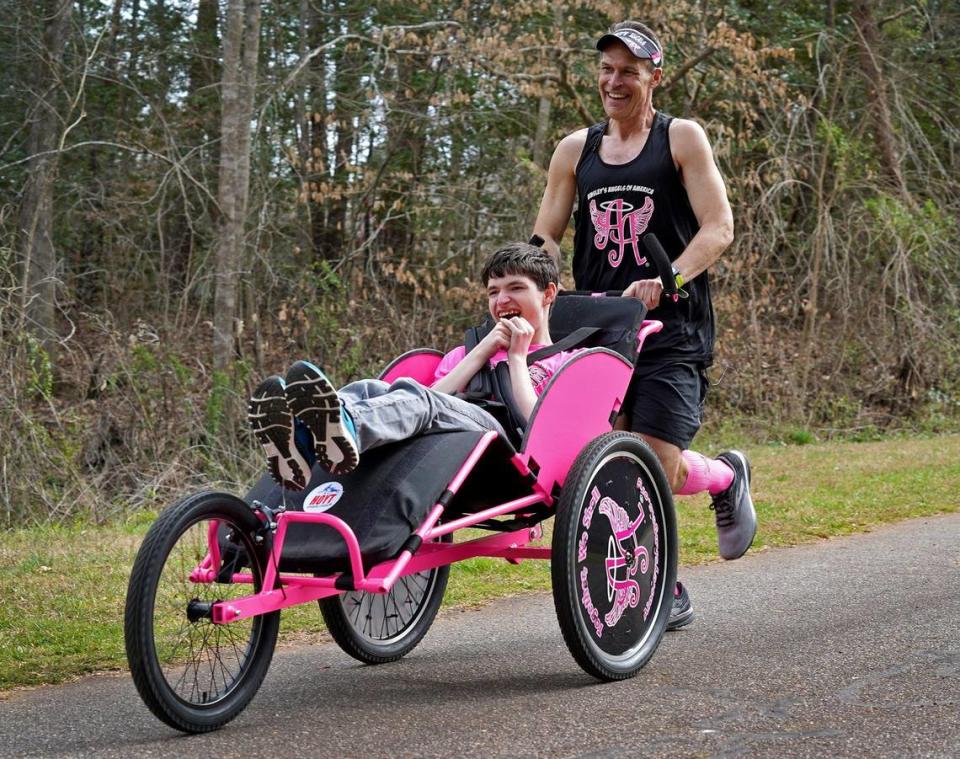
[572,112,714,364]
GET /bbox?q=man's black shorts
[622,361,708,450]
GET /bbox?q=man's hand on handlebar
[623,278,664,310]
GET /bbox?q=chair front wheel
[552,432,677,680]
[124,491,280,733]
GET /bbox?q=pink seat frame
[203,321,664,625]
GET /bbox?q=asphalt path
[2,513,958,758]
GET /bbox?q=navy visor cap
[596,28,663,68]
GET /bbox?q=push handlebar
[642,233,679,300]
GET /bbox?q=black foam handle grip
[642,233,678,297]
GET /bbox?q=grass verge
[2,434,958,692]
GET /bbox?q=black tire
[319,536,451,664]
[124,491,280,733]
[552,432,677,680]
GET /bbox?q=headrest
[548,294,648,362]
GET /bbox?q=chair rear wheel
[124,491,280,733]
[319,535,451,664]
[552,432,677,680]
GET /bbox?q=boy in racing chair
[248,241,580,490]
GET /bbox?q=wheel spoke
[335,566,438,645]
[150,516,262,707]
[125,494,280,732]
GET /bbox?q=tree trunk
[213,0,261,370]
[852,0,913,205]
[17,0,73,358]
[106,0,124,70]
[532,94,552,170]
[852,0,922,406]
[126,0,141,89]
[306,0,363,264]
[379,53,441,263]
[166,0,219,296]
[188,0,221,144]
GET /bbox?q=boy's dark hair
[481,242,559,290]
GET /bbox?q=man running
[532,20,757,630]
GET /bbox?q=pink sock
[676,450,734,496]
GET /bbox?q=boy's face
[486,273,557,331]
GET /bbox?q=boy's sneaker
[667,581,694,631]
[284,361,360,475]
[711,450,757,560]
[248,376,311,490]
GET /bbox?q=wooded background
[2,0,958,524]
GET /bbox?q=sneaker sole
[248,383,310,490]
[285,362,359,476]
[721,450,757,560]
[666,607,694,631]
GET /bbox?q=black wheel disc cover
[574,452,664,658]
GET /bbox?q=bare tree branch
[1,141,221,209]
[661,46,719,93]
[879,6,918,29]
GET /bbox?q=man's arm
[669,119,735,282]
[532,130,588,263]
[623,119,734,308]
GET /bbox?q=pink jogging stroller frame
[125,289,679,735]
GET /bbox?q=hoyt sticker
[303,482,344,512]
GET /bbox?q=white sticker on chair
[303,481,344,512]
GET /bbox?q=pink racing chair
[125,241,681,734]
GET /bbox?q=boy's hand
[478,321,511,356]
[502,316,535,360]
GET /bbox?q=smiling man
[533,21,757,631]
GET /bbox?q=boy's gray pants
[338,378,508,453]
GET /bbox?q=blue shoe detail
[284,361,360,475]
[340,407,357,442]
[293,418,317,468]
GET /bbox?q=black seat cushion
[245,431,491,575]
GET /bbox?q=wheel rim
[150,516,265,707]
[339,568,439,645]
[573,450,668,663]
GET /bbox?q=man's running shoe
[248,375,311,490]
[711,450,757,560]
[284,361,359,475]
[667,581,694,631]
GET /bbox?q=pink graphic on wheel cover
[599,496,649,628]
